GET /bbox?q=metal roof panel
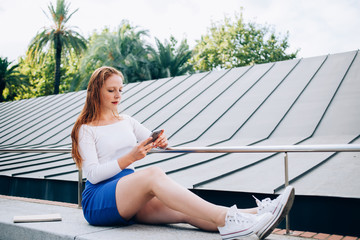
[1,50,359,199]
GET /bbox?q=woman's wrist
[117,153,136,169]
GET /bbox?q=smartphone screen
[146,130,163,145]
[150,130,162,142]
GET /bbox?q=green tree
[17,49,80,99]
[190,11,298,71]
[28,0,87,94]
[77,22,151,89]
[148,36,193,79]
[0,57,29,102]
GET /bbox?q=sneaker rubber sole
[220,231,254,240]
[220,212,272,240]
[257,186,295,240]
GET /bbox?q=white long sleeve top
[78,114,151,184]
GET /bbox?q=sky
[0,0,359,62]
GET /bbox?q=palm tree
[28,0,87,94]
[0,57,28,102]
[149,36,193,79]
[78,22,151,88]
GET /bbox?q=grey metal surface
[1,50,359,198]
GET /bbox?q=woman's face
[100,74,123,113]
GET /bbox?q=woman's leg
[115,166,227,228]
[135,197,218,231]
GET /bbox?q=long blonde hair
[71,66,124,168]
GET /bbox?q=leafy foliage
[16,50,80,99]
[190,12,298,71]
[77,23,194,89]
[0,57,29,102]
[77,22,151,89]
[148,36,193,79]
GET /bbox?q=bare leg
[135,197,218,231]
[115,167,227,228]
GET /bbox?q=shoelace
[253,195,278,213]
[227,209,253,225]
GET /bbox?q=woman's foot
[218,205,272,240]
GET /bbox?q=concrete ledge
[0,196,219,240]
[0,196,107,240]
[0,195,315,240]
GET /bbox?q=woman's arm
[126,115,168,148]
[117,137,154,169]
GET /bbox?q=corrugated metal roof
[1,50,359,198]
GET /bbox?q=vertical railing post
[284,152,290,234]
[78,169,83,208]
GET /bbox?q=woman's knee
[143,166,166,178]
[141,167,168,190]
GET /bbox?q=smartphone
[146,130,163,145]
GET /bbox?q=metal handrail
[153,144,360,153]
[1,144,360,233]
[1,144,360,153]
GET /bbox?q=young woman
[71,66,295,240]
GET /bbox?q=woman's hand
[128,137,154,162]
[153,130,168,149]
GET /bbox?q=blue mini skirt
[82,168,135,226]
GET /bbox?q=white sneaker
[254,186,295,240]
[218,205,273,240]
